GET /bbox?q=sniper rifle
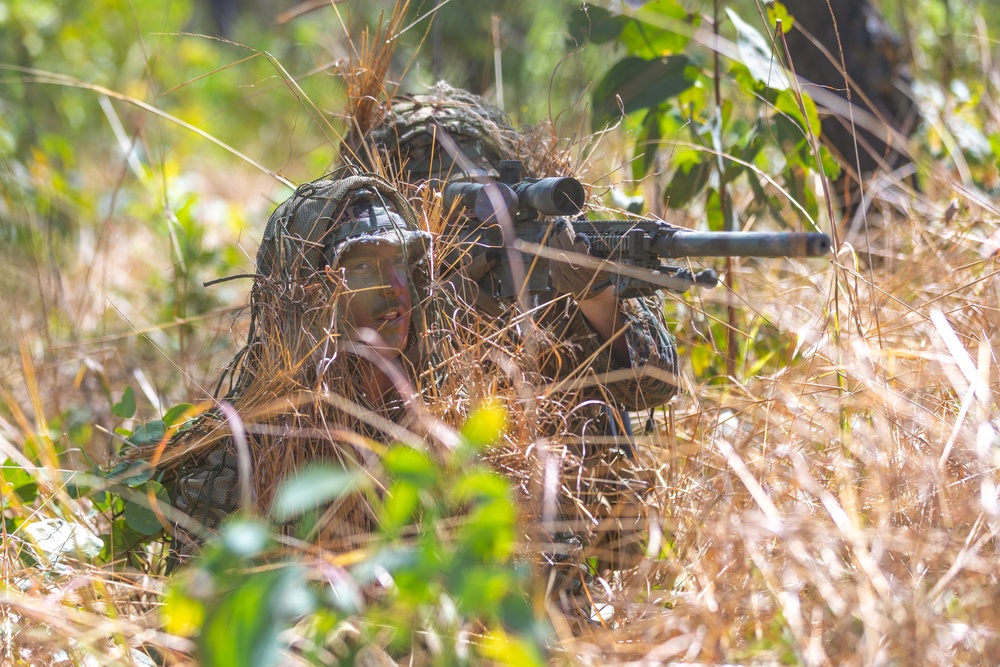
[443,160,831,300]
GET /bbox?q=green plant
[162,402,549,667]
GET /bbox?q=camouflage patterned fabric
[344,84,520,183]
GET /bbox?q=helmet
[345,83,520,183]
[256,174,430,282]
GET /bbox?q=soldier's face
[338,241,412,357]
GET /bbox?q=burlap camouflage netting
[342,81,571,183]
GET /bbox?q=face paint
[337,241,412,357]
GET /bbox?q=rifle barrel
[654,231,831,258]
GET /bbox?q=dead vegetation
[3,1,1000,666]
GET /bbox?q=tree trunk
[781,0,919,205]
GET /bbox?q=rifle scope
[653,231,832,258]
[442,177,586,221]
[513,177,585,217]
[442,182,518,222]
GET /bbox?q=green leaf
[14,482,38,503]
[2,460,38,503]
[123,481,170,536]
[818,144,842,180]
[592,55,696,131]
[633,109,663,181]
[452,470,510,504]
[199,567,315,667]
[453,565,513,615]
[783,166,820,223]
[127,420,166,447]
[567,3,626,46]
[706,189,726,232]
[101,459,154,488]
[460,401,508,451]
[479,628,547,667]
[664,155,712,209]
[163,582,205,638]
[725,7,789,90]
[351,546,418,586]
[990,132,1000,168]
[221,519,269,558]
[618,0,693,58]
[382,446,437,488]
[723,122,764,181]
[124,467,154,488]
[768,1,794,34]
[381,481,420,533]
[162,403,195,427]
[271,465,367,522]
[774,89,820,136]
[463,498,517,562]
[112,386,136,420]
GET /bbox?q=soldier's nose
[383,267,408,294]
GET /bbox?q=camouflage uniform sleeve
[169,446,242,560]
[543,294,680,411]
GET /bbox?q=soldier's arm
[543,293,679,411]
[576,286,630,365]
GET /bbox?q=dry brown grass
[3,3,1000,666]
[6,168,998,666]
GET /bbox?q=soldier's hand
[547,219,611,300]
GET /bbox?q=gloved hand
[547,218,612,300]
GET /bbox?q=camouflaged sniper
[170,176,434,552]
[343,83,682,411]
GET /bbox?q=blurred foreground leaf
[199,566,315,667]
[460,400,508,451]
[271,465,368,522]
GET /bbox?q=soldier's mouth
[379,309,403,322]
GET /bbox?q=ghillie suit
[781,0,920,218]
[342,82,681,601]
[341,82,570,186]
[158,174,471,558]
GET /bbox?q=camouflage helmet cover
[256,174,430,281]
[355,83,520,183]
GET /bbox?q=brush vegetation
[2,0,999,665]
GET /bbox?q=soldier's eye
[345,261,371,273]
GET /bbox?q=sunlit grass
[3,2,1000,665]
